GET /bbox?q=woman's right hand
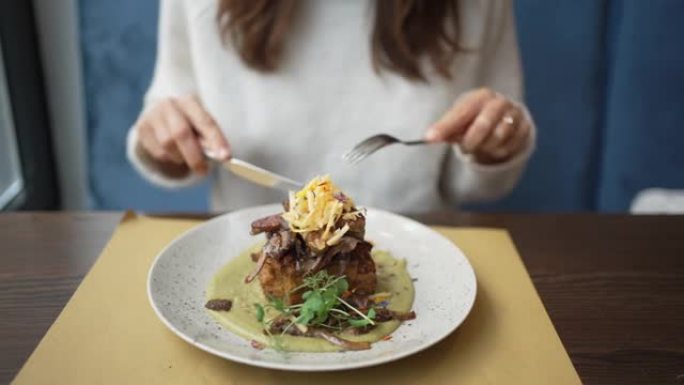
[134,94,231,175]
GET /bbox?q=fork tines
[342,135,394,164]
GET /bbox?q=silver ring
[502,115,515,126]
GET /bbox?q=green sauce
[205,244,414,352]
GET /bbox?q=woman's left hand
[425,88,532,164]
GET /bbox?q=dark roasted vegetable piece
[205,299,233,311]
[373,309,417,322]
[250,214,286,235]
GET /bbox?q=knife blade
[221,158,303,192]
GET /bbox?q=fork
[342,134,428,164]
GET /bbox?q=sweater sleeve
[126,0,205,188]
[444,0,536,204]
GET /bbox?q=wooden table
[0,212,682,385]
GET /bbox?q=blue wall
[79,0,684,212]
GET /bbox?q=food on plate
[249,176,376,303]
[205,176,415,351]
[204,299,232,311]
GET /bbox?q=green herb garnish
[347,308,376,327]
[254,271,377,341]
[254,303,265,322]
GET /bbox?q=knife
[204,149,303,192]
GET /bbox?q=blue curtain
[487,0,609,211]
[79,0,684,212]
[598,0,684,211]
[79,0,208,211]
[469,0,684,212]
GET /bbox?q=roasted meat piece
[343,215,366,239]
[263,230,295,259]
[249,214,377,305]
[247,176,377,305]
[258,241,376,304]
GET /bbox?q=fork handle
[404,140,428,146]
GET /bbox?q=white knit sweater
[127,0,535,213]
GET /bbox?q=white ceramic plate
[148,204,476,371]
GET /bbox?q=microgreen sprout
[253,271,377,339]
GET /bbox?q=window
[0,42,23,209]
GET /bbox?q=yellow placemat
[12,214,580,385]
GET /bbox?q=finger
[492,120,531,160]
[480,105,522,154]
[163,102,208,174]
[174,95,230,160]
[460,98,510,153]
[152,123,184,164]
[425,88,496,142]
[137,121,168,161]
[148,106,184,164]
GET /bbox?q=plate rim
[147,204,477,371]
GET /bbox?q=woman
[128,0,535,212]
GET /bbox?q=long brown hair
[216,0,462,81]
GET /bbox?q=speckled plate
[148,204,476,371]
